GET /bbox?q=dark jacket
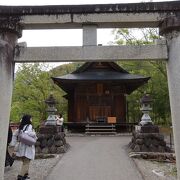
[7,126,12,145]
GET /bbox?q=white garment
[56,117,64,126]
[11,124,37,160]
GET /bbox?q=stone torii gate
[0,1,180,179]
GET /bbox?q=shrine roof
[52,62,150,94]
[52,71,149,81]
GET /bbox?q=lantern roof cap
[140,94,152,104]
[45,94,58,105]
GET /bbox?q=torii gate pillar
[160,16,180,179]
[0,18,21,180]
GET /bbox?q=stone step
[86,128,116,131]
[85,131,116,135]
[86,125,115,128]
[85,124,117,135]
[86,128,116,135]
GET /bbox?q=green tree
[11,63,54,127]
[112,28,170,125]
[11,62,82,127]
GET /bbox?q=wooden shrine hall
[52,62,150,133]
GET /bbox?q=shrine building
[52,62,150,132]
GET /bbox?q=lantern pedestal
[129,125,170,153]
[39,125,58,134]
[135,124,159,133]
[36,126,68,154]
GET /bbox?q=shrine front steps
[85,124,116,135]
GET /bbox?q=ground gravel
[134,158,177,180]
[4,154,63,180]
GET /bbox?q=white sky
[1,0,174,69]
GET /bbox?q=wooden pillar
[160,15,180,180]
[0,18,22,180]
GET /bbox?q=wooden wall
[68,83,126,123]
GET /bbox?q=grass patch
[170,166,177,177]
[159,127,173,135]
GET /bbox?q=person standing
[56,113,64,132]
[11,114,37,180]
[5,125,14,167]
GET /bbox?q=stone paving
[46,136,143,180]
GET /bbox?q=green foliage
[11,63,51,127]
[10,62,81,127]
[112,28,171,125]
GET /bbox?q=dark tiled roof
[52,62,150,94]
[53,71,148,81]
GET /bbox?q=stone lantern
[35,94,68,155]
[139,94,153,126]
[129,93,171,153]
[45,94,58,126]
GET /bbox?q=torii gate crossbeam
[1,1,180,180]
[14,44,168,62]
